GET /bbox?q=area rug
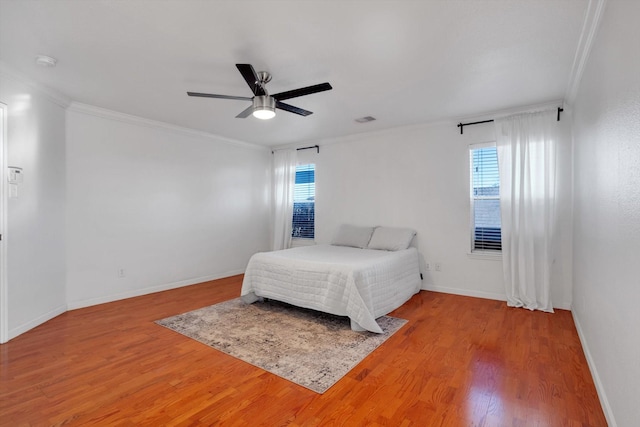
[156,298,407,393]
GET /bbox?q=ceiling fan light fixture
[252,96,276,120]
[253,107,276,120]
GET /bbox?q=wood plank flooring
[0,275,607,426]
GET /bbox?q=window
[470,144,501,251]
[292,164,315,239]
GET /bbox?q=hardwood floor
[0,276,606,426]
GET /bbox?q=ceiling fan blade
[276,100,313,116]
[187,92,252,101]
[272,82,332,101]
[236,64,266,96]
[235,105,255,118]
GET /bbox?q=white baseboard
[8,303,67,342]
[421,284,572,310]
[66,269,244,310]
[421,284,508,302]
[572,311,617,427]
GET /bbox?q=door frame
[0,102,8,343]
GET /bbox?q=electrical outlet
[435,262,442,272]
[117,268,126,278]
[425,262,431,271]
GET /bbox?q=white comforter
[241,244,421,333]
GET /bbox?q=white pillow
[331,224,375,249]
[367,227,416,251]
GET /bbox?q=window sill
[467,251,502,261]
[291,238,315,248]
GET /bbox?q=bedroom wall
[65,104,271,308]
[0,67,68,341]
[571,0,640,425]
[296,116,573,309]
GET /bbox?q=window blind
[470,146,501,251]
[292,164,315,239]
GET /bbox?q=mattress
[241,244,421,333]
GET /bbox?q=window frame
[291,163,315,241]
[469,142,502,254]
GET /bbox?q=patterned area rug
[156,298,407,393]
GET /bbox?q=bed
[241,225,422,333]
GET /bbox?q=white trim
[469,143,501,254]
[66,269,244,310]
[271,118,454,151]
[290,238,316,248]
[455,99,565,127]
[572,311,618,427]
[421,285,571,311]
[271,99,566,152]
[0,62,266,153]
[422,284,507,302]
[467,251,502,261]
[8,304,67,342]
[0,61,71,108]
[565,0,608,106]
[469,141,497,150]
[67,102,267,152]
[0,103,7,343]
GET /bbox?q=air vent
[355,116,376,123]
[35,55,57,68]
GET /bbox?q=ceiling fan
[187,64,332,120]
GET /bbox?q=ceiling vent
[355,116,376,123]
[35,55,57,68]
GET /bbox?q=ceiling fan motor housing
[256,71,272,86]
[252,95,276,119]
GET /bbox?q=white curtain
[271,149,297,251]
[496,110,559,312]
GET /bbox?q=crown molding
[0,61,71,108]
[67,102,268,152]
[565,0,608,106]
[0,61,266,152]
[277,97,569,152]
[273,118,454,151]
[454,99,565,125]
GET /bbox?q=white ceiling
[0,0,589,147]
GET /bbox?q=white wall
[66,105,271,308]
[571,1,640,425]
[0,68,68,340]
[296,116,573,308]
[0,66,575,343]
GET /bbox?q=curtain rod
[456,107,564,134]
[297,145,319,153]
[271,144,320,154]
